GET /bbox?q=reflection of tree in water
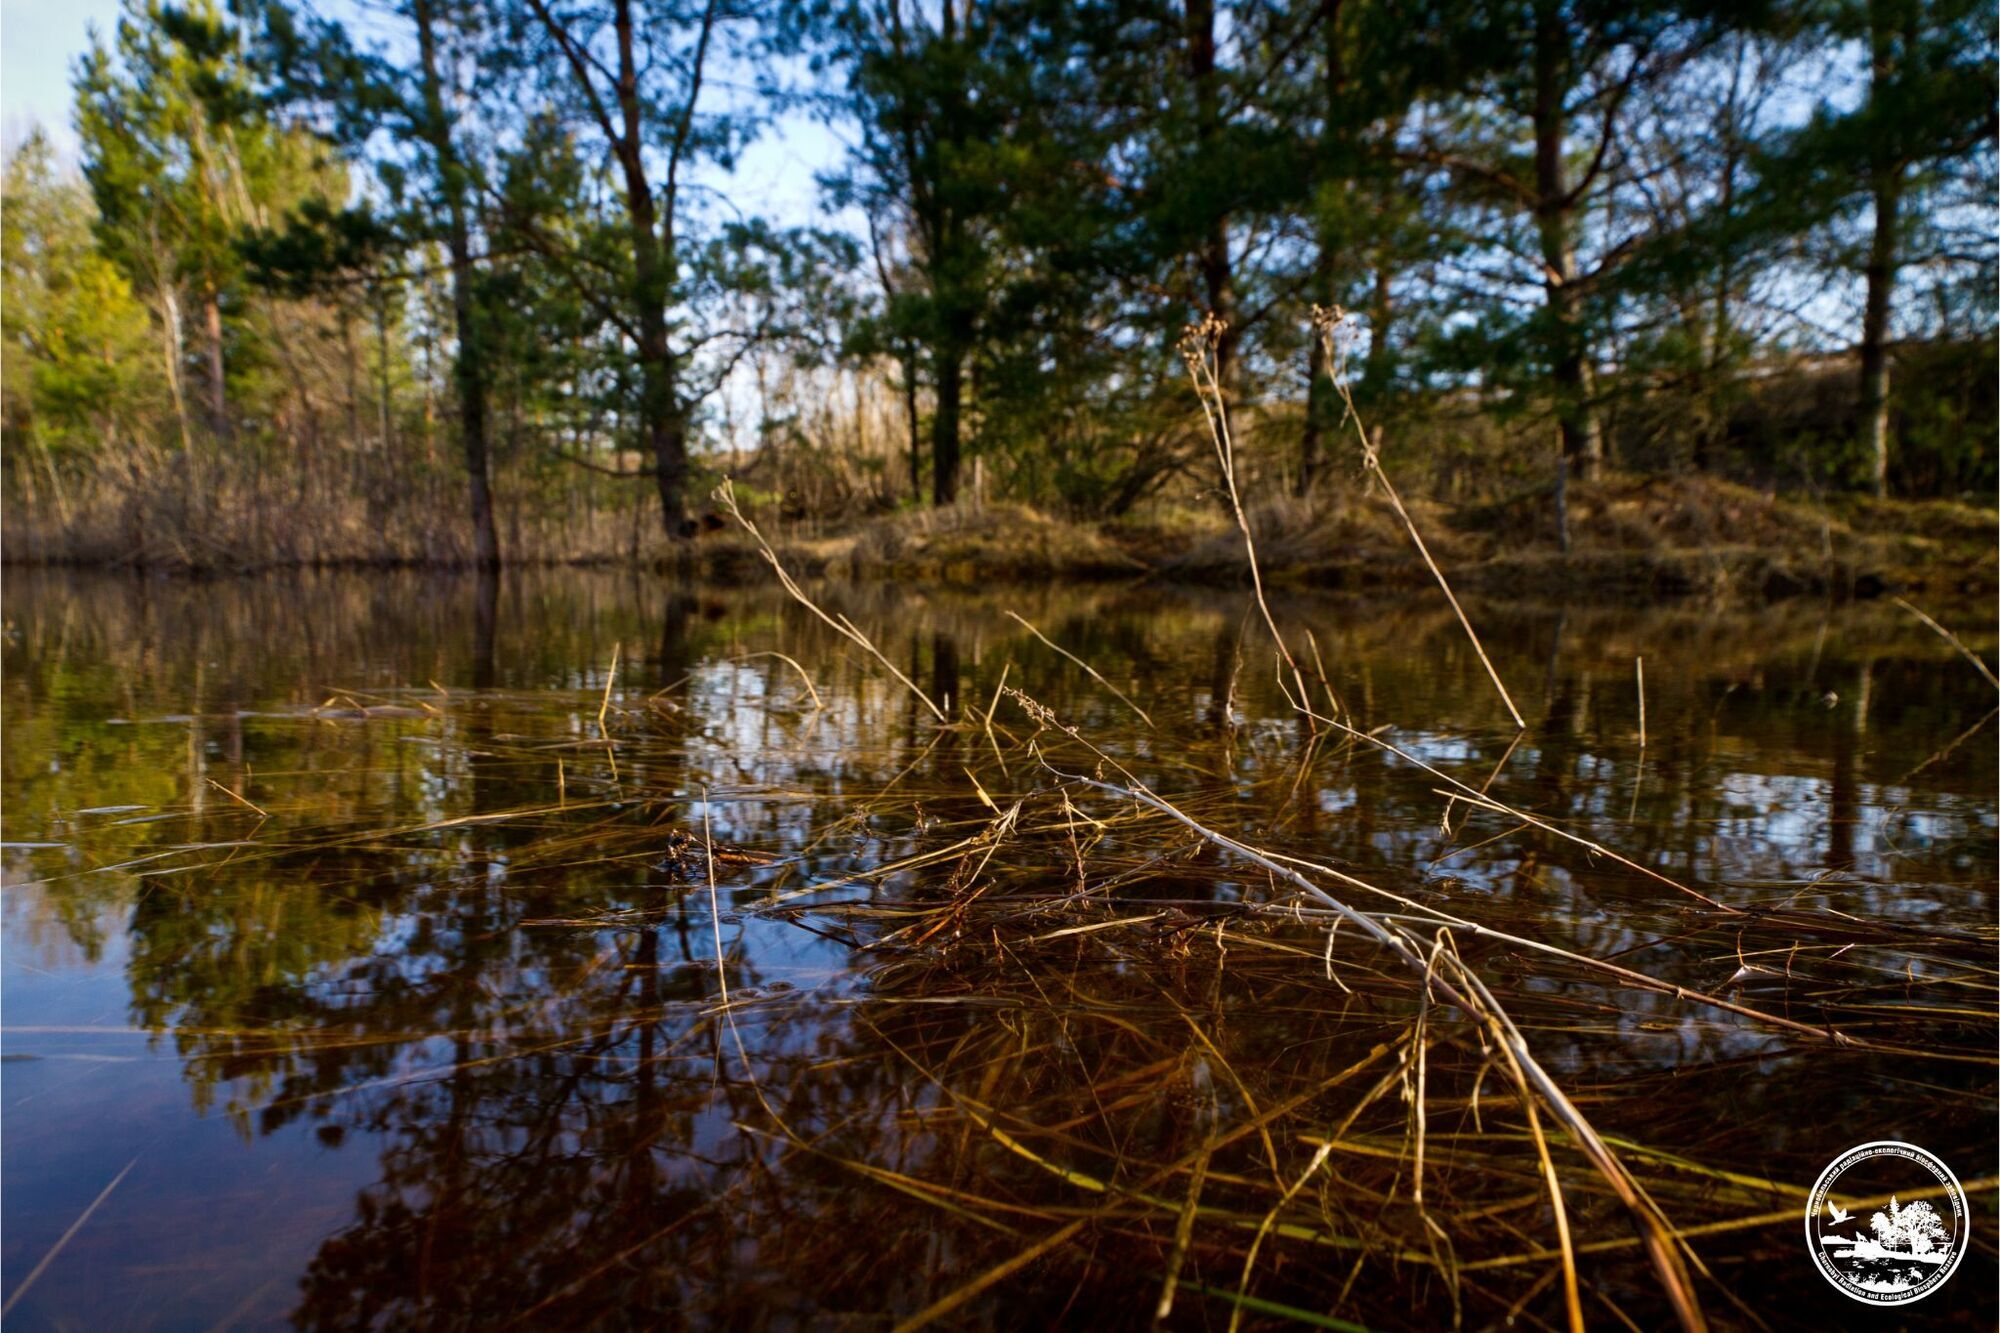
[11,574,1997,1324]
[292,925,746,1326]
[280,889,1443,1325]
[118,591,725,1137]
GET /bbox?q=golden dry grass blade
[1153,1145,1211,1325]
[891,1218,1091,1333]
[597,640,620,738]
[1005,610,1154,728]
[736,651,824,711]
[200,778,270,819]
[2,1156,139,1318]
[1179,318,1310,708]
[1891,595,2000,690]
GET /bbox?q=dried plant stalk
[716,479,946,720]
[1179,317,1312,714]
[1312,306,1526,730]
[1004,610,1153,728]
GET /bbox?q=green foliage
[1890,338,1999,495]
[77,1,333,304]
[1,132,167,465]
[5,0,1993,565]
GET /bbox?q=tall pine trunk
[1298,0,1346,497]
[605,0,693,538]
[916,3,971,509]
[631,208,685,536]
[1858,199,1898,498]
[932,351,962,506]
[1532,5,1603,481]
[645,352,690,537]
[1188,0,1238,458]
[444,230,499,567]
[416,0,500,567]
[1859,0,1906,499]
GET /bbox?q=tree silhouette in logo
[1868,1197,1949,1256]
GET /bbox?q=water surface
[4,570,1994,1328]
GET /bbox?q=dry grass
[1152,471,1994,599]
[846,502,1144,578]
[690,499,1146,583]
[2,445,655,569]
[1160,490,1460,579]
[9,430,1987,599]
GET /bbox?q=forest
[5,6,1999,1327]
[1,0,1994,570]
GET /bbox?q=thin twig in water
[1891,595,1999,690]
[1313,306,1525,729]
[892,1219,1091,1333]
[981,662,1013,776]
[598,641,620,739]
[703,790,728,1010]
[1899,704,1998,782]
[205,777,270,819]
[1636,656,1647,749]
[1153,1141,1211,1325]
[1486,986,1584,1333]
[1005,610,1153,728]
[2,1156,139,1318]
[1227,1140,1336,1333]
[737,651,824,712]
[716,480,946,720]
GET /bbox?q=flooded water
[3,569,1994,1329]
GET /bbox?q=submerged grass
[17,690,1994,1324]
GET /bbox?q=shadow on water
[2,569,1994,1328]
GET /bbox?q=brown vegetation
[1155,473,1995,599]
[8,463,1989,604]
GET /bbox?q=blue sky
[3,0,127,154]
[0,0,843,235]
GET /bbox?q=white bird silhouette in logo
[1827,1200,1852,1225]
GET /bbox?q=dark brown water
[3,570,1994,1329]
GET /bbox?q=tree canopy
[3,0,1993,562]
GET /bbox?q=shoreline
[4,477,1991,602]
